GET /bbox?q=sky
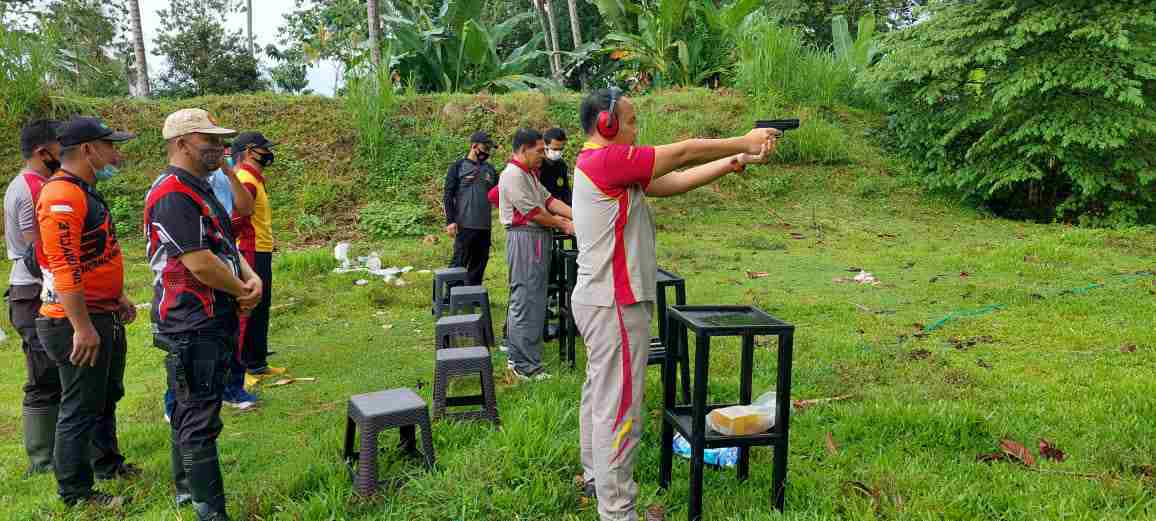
[135,0,340,96]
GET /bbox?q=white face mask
[546,150,563,161]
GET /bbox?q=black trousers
[239,251,273,372]
[36,313,127,502]
[156,322,235,513]
[450,227,492,286]
[8,284,61,409]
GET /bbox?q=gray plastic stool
[434,313,488,350]
[432,346,500,425]
[449,286,494,347]
[432,267,468,317]
[343,388,435,496]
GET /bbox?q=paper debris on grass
[354,279,369,286]
[269,377,317,387]
[835,271,880,285]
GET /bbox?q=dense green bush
[867,0,1156,226]
[357,201,429,238]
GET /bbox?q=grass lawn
[1,162,1155,520]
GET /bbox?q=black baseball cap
[470,131,494,146]
[230,131,276,157]
[57,117,136,147]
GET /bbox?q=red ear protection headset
[596,88,622,139]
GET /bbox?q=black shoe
[96,462,142,480]
[582,480,597,499]
[22,462,53,478]
[63,491,128,508]
[195,502,231,521]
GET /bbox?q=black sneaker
[96,462,142,480]
[64,491,128,509]
[581,479,597,499]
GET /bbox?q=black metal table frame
[659,305,795,520]
[654,268,691,403]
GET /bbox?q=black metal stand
[652,268,691,404]
[558,249,578,368]
[659,305,795,521]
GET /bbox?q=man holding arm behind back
[571,88,778,521]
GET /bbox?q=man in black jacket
[443,132,497,286]
[538,127,572,206]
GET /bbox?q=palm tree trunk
[367,0,381,67]
[566,0,582,47]
[531,0,559,80]
[128,0,149,96]
[543,0,564,81]
[247,0,254,56]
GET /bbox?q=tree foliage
[769,0,926,47]
[153,0,266,97]
[266,44,311,94]
[599,0,762,89]
[868,0,1156,225]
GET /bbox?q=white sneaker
[499,342,509,353]
[510,366,552,382]
[224,399,256,410]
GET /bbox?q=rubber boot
[171,434,192,506]
[186,444,229,521]
[22,405,58,477]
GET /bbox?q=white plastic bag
[706,391,777,436]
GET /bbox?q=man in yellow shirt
[230,132,285,379]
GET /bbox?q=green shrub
[866,0,1156,226]
[357,201,428,238]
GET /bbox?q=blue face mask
[94,164,118,181]
[86,144,120,182]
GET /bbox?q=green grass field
[2,154,1155,520]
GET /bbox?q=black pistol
[755,119,800,133]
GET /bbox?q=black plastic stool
[434,313,489,350]
[449,286,494,347]
[659,305,795,520]
[343,388,435,496]
[432,267,468,317]
[432,346,500,425]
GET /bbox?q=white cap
[162,108,236,140]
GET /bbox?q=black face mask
[476,152,490,163]
[256,151,275,167]
[41,151,61,173]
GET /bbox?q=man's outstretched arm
[646,146,771,198]
[652,128,779,179]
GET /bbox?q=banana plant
[601,0,762,88]
[382,0,557,92]
[831,13,879,73]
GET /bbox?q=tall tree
[542,0,563,80]
[128,0,149,96]
[367,0,381,67]
[566,0,582,47]
[153,0,266,97]
[530,0,559,79]
[37,0,129,97]
[246,0,254,55]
